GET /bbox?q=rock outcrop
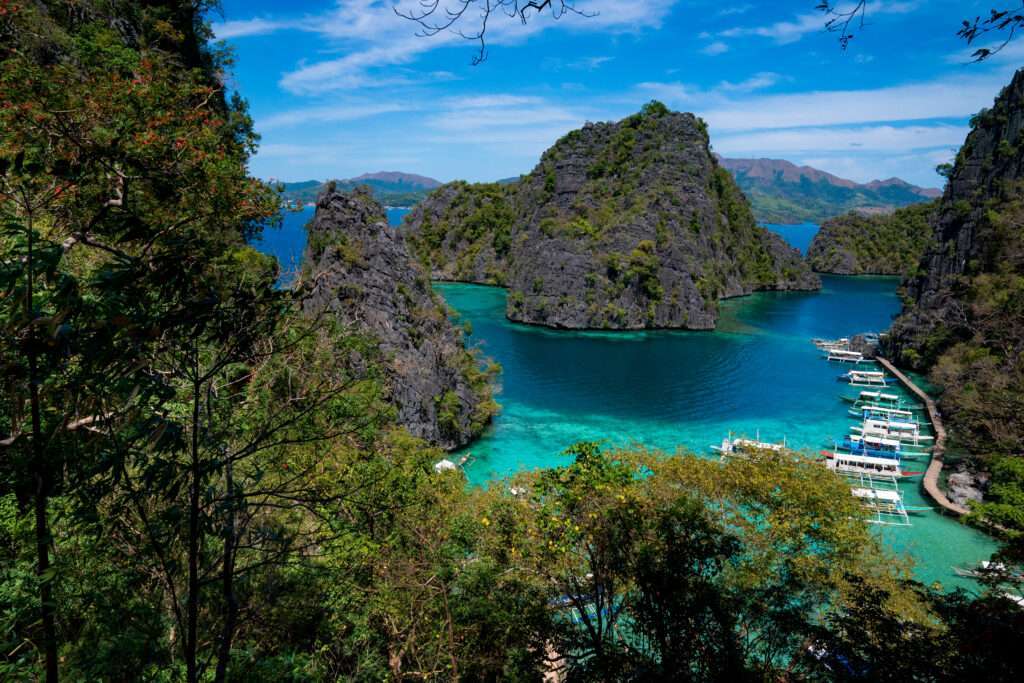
[887,69,1024,367]
[300,187,498,450]
[885,68,1024,459]
[806,201,936,275]
[404,102,819,330]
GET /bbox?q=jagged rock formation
[719,157,941,224]
[300,187,498,450]
[404,102,819,330]
[807,201,937,275]
[886,68,1024,457]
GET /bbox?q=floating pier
[875,357,968,517]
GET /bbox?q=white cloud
[716,72,781,93]
[212,17,292,39]
[695,72,1013,131]
[713,124,968,156]
[635,81,693,102]
[258,102,412,131]
[701,41,730,56]
[215,0,681,96]
[720,1,918,45]
[945,38,1024,65]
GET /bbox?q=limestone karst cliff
[403,102,819,330]
[301,187,498,449]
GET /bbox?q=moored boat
[711,433,787,458]
[826,348,865,363]
[837,370,896,387]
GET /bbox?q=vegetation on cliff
[402,180,514,285]
[405,102,819,330]
[300,187,499,449]
[807,201,938,275]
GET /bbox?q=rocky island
[404,102,819,330]
[300,187,498,449]
[806,201,937,275]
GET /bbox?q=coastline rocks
[947,467,990,508]
[300,187,497,450]
[404,102,819,330]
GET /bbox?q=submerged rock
[300,187,498,450]
[404,102,819,330]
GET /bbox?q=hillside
[806,201,937,275]
[404,102,819,330]
[299,187,498,449]
[886,68,1024,462]
[280,172,442,207]
[719,157,941,224]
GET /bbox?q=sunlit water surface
[437,274,996,590]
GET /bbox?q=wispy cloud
[216,0,681,96]
[693,73,1012,131]
[259,102,412,131]
[701,41,729,56]
[716,72,781,93]
[720,1,918,45]
[714,124,968,156]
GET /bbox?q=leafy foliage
[807,201,938,275]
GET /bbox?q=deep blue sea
[253,215,997,589]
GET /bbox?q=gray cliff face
[300,188,496,450]
[404,104,819,330]
[887,68,1024,365]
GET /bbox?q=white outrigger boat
[824,451,923,479]
[833,433,930,460]
[841,390,918,410]
[838,370,896,388]
[711,432,787,459]
[851,486,911,526]
[851,419,934,448]
[848,405,924,422]
[812,337,850,351]
[826,348,865,363]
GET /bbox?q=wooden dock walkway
[876,357,969,516]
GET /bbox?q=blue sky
[212,1,1024,187]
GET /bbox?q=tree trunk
[26,207,59,683]
[213,458,237,683]
[186,368,201,683]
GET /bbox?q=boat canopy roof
[834,453,901,468]
[852,487,902,502]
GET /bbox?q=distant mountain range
[278,162,940,224]
[718,157,941,224]
[277,172,442,207]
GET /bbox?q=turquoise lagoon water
[437,277,997,590]
[761,222,821,254]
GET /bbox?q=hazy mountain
[279,172,443,207]
[718,157,941,224]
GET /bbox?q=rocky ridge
[404,102,819,330]
[300,187,497,450]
